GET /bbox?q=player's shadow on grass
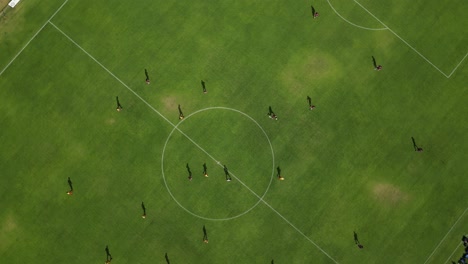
[268,106,278,119]
[203,225,208,242]
[411,137,423,151]
[145,69,150,83]
[201,80,206,93]
[354,231,364,248]
[105,245,112,261]
[354,231,360,244]
[203,163,208,177]
[224,165,231,181]
[67,177,73,190]
[141,202,146,218]
[187,163,193,180]
[178,104,184,119]
[116,96,123,111]
[268,106,274,115]
[165,253,170,264]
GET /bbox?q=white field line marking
[443,242,462,264]
[50,22,340,263]
[447,51,468,78]
[48,21,177,128]
[160,107,276,221]
[0,0,69,77]
[353,0,451,78]
[423,206,468,264]
[228,170,340,264]
[326,0,387,31]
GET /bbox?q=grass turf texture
[0,0,467,263]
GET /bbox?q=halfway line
[0,0,69,77]
[49,22,340,263]
[50,21,235,170]
[48,21,176,128]
[228,169,340,263]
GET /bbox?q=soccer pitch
[0,0,466,263]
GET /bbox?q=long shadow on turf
[178,105,184,119]
[201,80,206,93]
[165,252,170,264]
[141,202,146,218]
[354,231,360,244]
[67,177,73,194]
[411,137,423,151]
[354,231,364,248]
[145,69,150,83]
[203,225,208,242]
[105,245,112,261]
[223,165,231,181]
[186,163,192,180]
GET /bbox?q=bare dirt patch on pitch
[160,96,177,112]
[372,183,409,206]
[280,52,342,92]
[0,214,18,250]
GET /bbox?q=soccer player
[116,96,123,112]
[186,163,193,181]
[223,165,231,181]
[277,166,284,180]
[307,96,316,110]
[105,246,113,263]
[141,202,146,219]
[268,106,278,120]
[178,105,184,120]
[145,69,150,84]
[354,231,364,249]
[203,225,209,243]
[201,80,207,93]
[311,5,319,18]
[66,177,73,195]
[203,163,208,177]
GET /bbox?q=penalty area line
[423,206,468,264]
[443,242,462,264]
[353,0,450,78]
[326,0,387,31]
[447,51,468,78]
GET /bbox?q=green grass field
[0,0,467,263]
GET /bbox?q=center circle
[161,107,275,221]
